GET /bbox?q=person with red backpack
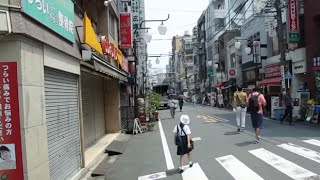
[248,87,266,144]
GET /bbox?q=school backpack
[248,93,260,113]
[175,125,183,147]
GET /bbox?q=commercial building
[0,0,131,179]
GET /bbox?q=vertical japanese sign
[287,0,300,43]
[120,13,133,48]
[0,62,23,180]
[131,0,140,39]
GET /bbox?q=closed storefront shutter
[82,72,106,148]
[44,68,81,180]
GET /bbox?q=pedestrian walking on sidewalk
[173,115,193,174]
[192,94,196,107]
[248,87,266,144]
[280,88,294,125]
[217,91,224,108]
[168,95,178,118]
[233,86,248,132]
[178,95,184,112]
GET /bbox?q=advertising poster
[0,62,23,180]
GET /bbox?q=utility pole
[275,0,286,90]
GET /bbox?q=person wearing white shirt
[173,115,193,173]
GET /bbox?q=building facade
[0,0,130,179]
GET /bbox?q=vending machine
[295,91,310,119]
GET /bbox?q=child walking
[173,115,193,173]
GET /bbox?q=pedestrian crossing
[215,139,320,180]
[138,138,320,180]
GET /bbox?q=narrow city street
[105,104,320,180]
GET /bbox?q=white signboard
[292,61,306,74]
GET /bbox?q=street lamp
[155,57,160,64]
[214,63,219,69]
[140,14,170,36]
[148,61,152,68]
[142,32,152,43]
[158,22,167,35]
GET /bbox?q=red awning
[259,77,281,86]
[215,82,224,87]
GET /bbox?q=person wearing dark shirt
[281,88,294,125]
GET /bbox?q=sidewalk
[197,103,320,128]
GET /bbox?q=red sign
[264,64,281,78]
[0,62,23,179]
[100,36,118,60]
[121,56,129,73]
[120,13,133,48]
[228,68,237,78]
[288,0,299,32]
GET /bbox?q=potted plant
[146,92,161,130]
[147,92,161,119]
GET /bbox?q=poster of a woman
[0,144,16,170]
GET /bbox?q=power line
[206,0,253,43]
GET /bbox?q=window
[109,14,115,38]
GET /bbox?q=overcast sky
[144,0,209,73]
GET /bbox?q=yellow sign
[83,13,103,54]
[117,49,123,66]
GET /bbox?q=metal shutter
[82,72,105,148]
[44,68,81,180]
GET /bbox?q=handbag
[236,92,246,108]
[181,125,194,150]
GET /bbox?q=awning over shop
[224,79,236,89]
[216,82,224,88]
[259,77,281,86]
[92,54,128,81]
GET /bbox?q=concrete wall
[0,35,50,180]
[104,79,120,133]
[0,34,82,180]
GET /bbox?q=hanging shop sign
[22,0,75,43]
[131,0,140,39]
[83,13,119,61]
[121,56,129,73]
[292,60,306,74]
[120,13,133,48]
[264,64,280,78]
[228,68,237,78]
[0,62,23,179]
[287,0,300,43]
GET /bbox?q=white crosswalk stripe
[249,148,318,180]
[216,155,264,180]
[303,139,320,147]
[278,143,320,164]
[181,163,208,180]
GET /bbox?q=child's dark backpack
[248,93,260,113]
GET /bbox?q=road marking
[181,163,208,180]
[278,143,320,163]
[138,172,166,180]
[249,148,318,179]
[216,155,264,180]
[303,139,320,147]
[192,137,201,141]
[158,119,174,170]
[207,115,229,122]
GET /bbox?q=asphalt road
[106,104,320,180]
